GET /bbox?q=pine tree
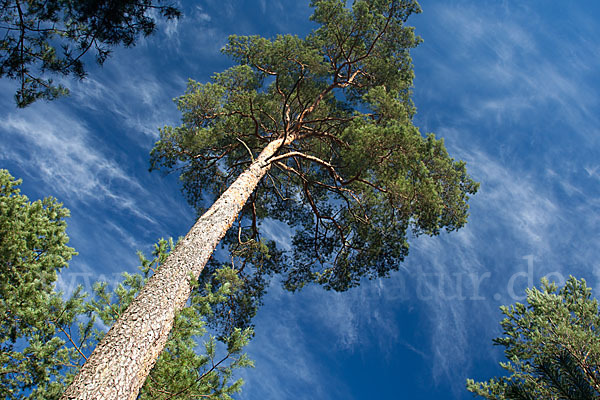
[467,277,600,399]
[0,169,77,397]
[62,1,478,398]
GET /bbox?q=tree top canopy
[150,0,479,293]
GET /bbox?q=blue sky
[2,0,600,398]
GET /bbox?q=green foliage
[467,277,600,399]
[0,0,180,107]
[0,170,252,399]
[0,169,78,398]
[150,0,478,298]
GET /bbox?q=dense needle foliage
[467,277,600,399]
[0,169,76,397]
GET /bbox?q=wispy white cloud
[0,109,158,224]
[238,285,351,400]
[410,145,564,384]
[193,6,212,23]
[469,150,558,246]
[67,72,180,142]
[419,2,600,147]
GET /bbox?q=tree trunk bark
[61,137,289,400]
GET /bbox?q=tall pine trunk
[61,137,289,400]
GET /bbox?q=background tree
[62,1,478,398]
[467,277,600,399]
[0,170,252,399]
[0,0,180,107]
[0,169,77,397]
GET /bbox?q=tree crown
[150,0,478,296]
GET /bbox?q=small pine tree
[0,169,77,397]
[467,277,600,399]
